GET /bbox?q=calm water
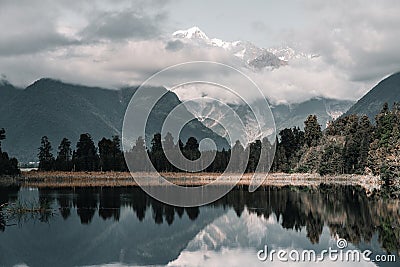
[0,185,399,267]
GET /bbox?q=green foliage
[27,101,400,185]
[73,133,99,171]
[0,128,20,175]
[38,136,55,171]
[318,144,343,176]
[55,138,72,171]
[304,115,322,147]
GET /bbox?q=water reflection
[0,185,399,267]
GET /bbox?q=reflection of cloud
[167,209,376,267]
[167,248,376,267]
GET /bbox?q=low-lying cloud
[0,0,399,105]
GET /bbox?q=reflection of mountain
[1,185,399,267]
[185,208,271,251]
[0,187,225,267]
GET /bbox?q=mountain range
[0,78,354,163]
[0,79,229,162]
[1,26,398,163]
[184,97,353,143]
[172,26,317,70]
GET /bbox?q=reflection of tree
[99,187,120,221]
[0,186,20,232]
[2,185,399,254]
[74,188,98,224]
[56,188,72,220]
[185,207,200,221]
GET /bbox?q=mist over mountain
[0,79,228,162]
[3,71,399,163]
[344,72,400,120]
[185,97,354,144]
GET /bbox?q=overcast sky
[0,0,399,103]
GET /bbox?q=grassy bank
[0,171,384,195]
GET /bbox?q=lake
[0,185,398,267]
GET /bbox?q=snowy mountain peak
[171,26,316,70]
[172,26,209,40]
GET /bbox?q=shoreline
[0,171,384,194]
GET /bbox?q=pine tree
[111,135,123,171]
[246,140,261,172]
[357,115,373,173]
[38,136,55,171]
[183,137,200,161]
[304,115,322,147]
[229,140,245,172]
[129,136,149,171]
[150,133,166,171]
[56,138,72,171]
[98,137,113,171]
[162,133,176,172]
[73,133,99,171]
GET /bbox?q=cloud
[0,0,399,105]
[165,40,185,51]
[283,0,400,84]
[0,1,80,56]
[80,10,166,41]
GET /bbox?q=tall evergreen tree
[111,135,124,171]
[304,115,322,147]
[162,132,176,172]
[357,115,373,172]
[73,133,99,171]
[38,136,55,171]
[246,140,261,172]
[150,133,166,171]
[98,137,114,171]
[183,137,200,161]
[56,138,72,171]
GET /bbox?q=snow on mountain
[170,27,346,140]
[183,97,354,145]
[182,99,273,145]
[266,46,319,61]
[171,26,315,69]
[173,26,209,40]
[185,208,273,251]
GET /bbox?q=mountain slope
[185,97,354,144]
[0,80,21,105]
[272,98,354,130]
[0,79,228,162]
[344,72,400,119]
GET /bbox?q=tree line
[34,101,400,186]
[37,131,274,173]
[272,102,400,185]
[4,101,400,186]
